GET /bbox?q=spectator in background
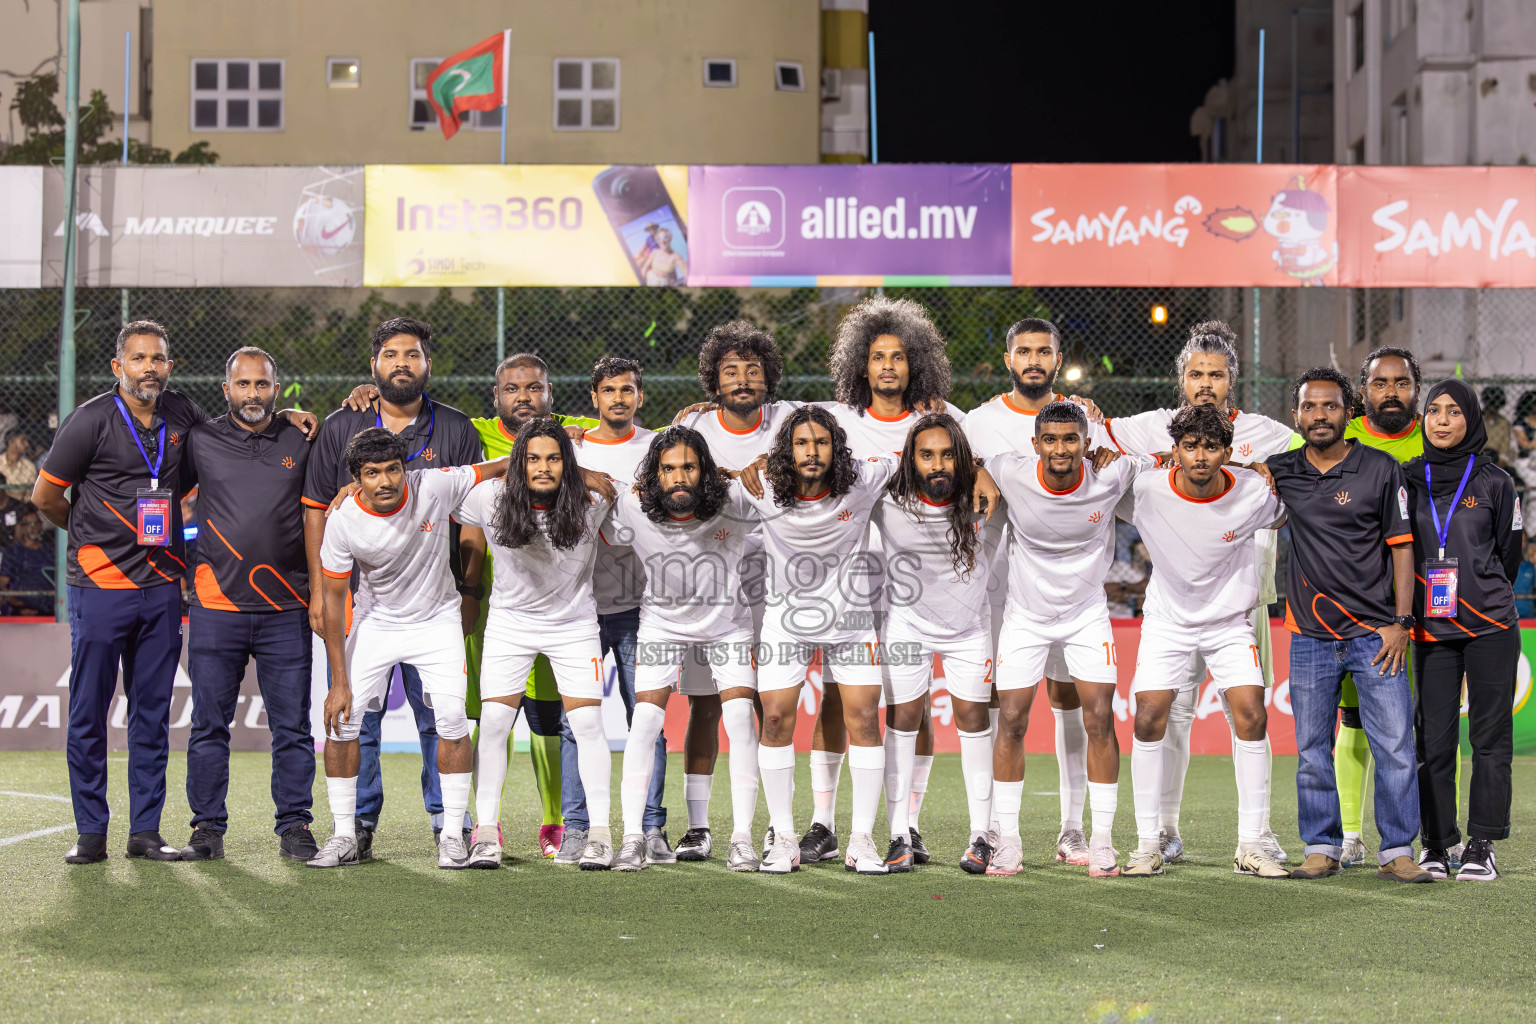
[0,429,37,491]
[1104,540,1150,619]
[0,503,54,616]
[1482,387,1512,466]
[1512,390,1536,458]
[1515,537,1536,620]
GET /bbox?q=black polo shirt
[302,395,483,509]
[41,387,206,590]
[185,413,312,613]
[1268,440,1413,640]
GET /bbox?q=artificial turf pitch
[1,750,1533,1023]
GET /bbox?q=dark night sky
[868,0,1236,163]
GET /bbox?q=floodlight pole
[496,29,510,364]
[1251,28,1265,414]
[56,0,81,620]
[868,32,878,164]
[121,30,131,327]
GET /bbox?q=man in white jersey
[308,428,512,869]
[607,426,763,871]
[965,317,1108,867]
[985,402,1149,878]
[455,418,621,870]
[1121,405,1289,879]
[872,413,1003,873]
[1102,320,1293,864]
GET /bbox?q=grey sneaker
[1158,829,1185,864]
[553,827,588,865]
[1123,849,1164,877]
[306,834,360,868]
[466,825,502,869]
[612,834,648,872]
[1258,827,1289,864]
[436,831,469,869]
[644,827,677,865]
[579,834,614,871]
[1340,836,1369,867]
[1054,827,1089,866]
[727,837,761,872]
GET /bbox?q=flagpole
[496,28,510,364]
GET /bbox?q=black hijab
[1420,379,1491,497]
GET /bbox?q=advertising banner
[1012,163,1341,287]
[687,163,1012,286]
[41,165,363,287]
[1338,166,1536,287]
[363,164,690,287]
[0,167,44,288]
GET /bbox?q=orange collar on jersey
[717,408,764,435]
[1167,466,1235,503]
[1357,415,1418,440]
[918,494,954,508]
[583,426,636,445]
[667,513,696,522]
[796,488,831,501]
[1002,393,1064,416]
[1036,460,1084,495]
[496,418,517,442]
[354,483,410,518]
[865,405,912,423]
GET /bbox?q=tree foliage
[1,73,218,165]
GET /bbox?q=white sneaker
[986,835,1023,877]
[1088,842,1121,878]
[726,838,761,872]
[466,824,502,869]
[1340,836,1369,867]
[436,831,469,869]
[1055,828,1089,866]
[1258,827,1289,864]
[844,832,889,875]
[306,834,359,868]
[1158,829,1185,864]
[1447,841,1466,872]
[578,834,614,871]
[1234,847,1289,878]
[760,831,800,874]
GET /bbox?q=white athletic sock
[1132,737,1165,853]
[566,705,611,831]
[326,775,357,838]
[1221,697,1277,836]
[884,729,918,839]
[621,703,667,836]
[474,702,516,826]
[684,773,713,830]
[958,728,994,837]
[720,698,760,840]
[1087,780,1118,849]
[1052,706,1088,831]
[810,749,843,830]
[759,743,797,836]
[441,771,472,842]
[1233,737,1268,847]
[1161,692,1195,834]
[994,779,1024,838]
[909,754,933,831]
[847,744,885,837]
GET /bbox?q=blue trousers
[560,608,667,832]
[66,583,183,835]
[185,606,314,836]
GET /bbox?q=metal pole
[1291,9,1300,162]
[1252,28,1265,413]
[867,32,878,164]
[121,31,130,327]
[56,0,82,621]
[496,29,511,362]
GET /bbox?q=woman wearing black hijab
[1403,379,1522,881]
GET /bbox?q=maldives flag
[425,30,510,140]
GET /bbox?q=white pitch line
[0,825,73,847]
[0,791,72,804]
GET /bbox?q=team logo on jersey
[1237,443,1252,457]
[420,519,435,533]
[168,431,181,447]
[1088,510,1103,524]
[1461,495,1478,509]
[838,509,853,522]
[1516,497,1524,531]
[420,448,436,462]
[714,528,730,541]
[1397,485,1408,518]
[1335,491,1351,505]
[1222,530,1235,543]
[281,456,295,469]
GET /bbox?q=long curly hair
[886,413,979,581]
[696,320,784,401]
[491,417,592,550]
[828,296,952,414]
[764,404,857,509]
[1175,320,1241,411]
[636,425,730,524]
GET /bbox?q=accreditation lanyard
[1422,457,1476,619]
[377,395,434,463]
[114,395,172,547]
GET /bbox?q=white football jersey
[986,451,1149,624]
[455,478,614,627]
[576,425,655,615]
[964,393,1109,460]
[820,401,969,462]
[682,401,800,471]
[1129,466,1285,628]
[872,493,1004,641]
[608,487,756,642]
[319,466,480,626]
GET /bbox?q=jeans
[1414,628,1518,846]
[1289,633,1420,864]
[185,606,313,835]
[560,608,667,832]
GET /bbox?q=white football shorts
[757,622,881,694]
[884,619,993,705]
[480,611,605,701]
[337,612,465,737]
[1132,613,1264,695]
[991,600,1068,686]
[995,603,1118,690]
[636,630,757,695]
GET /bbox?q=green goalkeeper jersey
[1287,416,1422,464]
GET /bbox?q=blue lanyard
[113,395,166,490]
[376,394,434,463]
[1425,456,1477,559]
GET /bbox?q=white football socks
[1222,698,1278,836]
[566,705,611,835]
[1052,705,1088,831]
[474,702,516,826]
[809,749,843,830]
[440,771,472,842]
[621,702,667,836]
[720,698,760,841]
[759,742,796,836]
[1160,688,1196,836]
[1087,780,1118,849]
[909,754,933,832]
[326,775,357,838]
[884,729,918,839]
[1233,737,1269,848]
[847,743,885,837]
[994,779,1024,838]
[957,728,994,838]
[684,773,713,829]
[1132,736,1165,853]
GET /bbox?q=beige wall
[150,0,820,165]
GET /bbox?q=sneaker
[844,832,889,875]
[1416,846,1450,881]
[909,830,930,865]
[1234,848,1289,878]
[960,834,995,875]
[1289,853,1342,879]
[179,826,225,861]
[884,835,915,873]
[644,828,677,865]
[985,835,1023,877]
[1455,838,1497,881]
[1258,827,1289,864]
[436,830,469,869]
[578,833,614,871]
[64,833,107,865]
[1123,849,1163,877]
[612,834,647,872]
[1088,842,1121,878]
[1340,836,1369,867]
[306,834,360,868]
[1378,854,1435,883]
[1158,829,1185,864]
[1055,827,1090,866]
[760,831,800,875]
[126,831,181,861]
[466,824,503,869]
[798,822,839,863]
[433,826,473,848]
[279,823,319,862]
[355,826,374,861]
[726,838,761,872]
[538,824,564,859]
[674,826,713,862]
[1447,841,1466,872]
[761,826,776,861]
[553,828,587,865]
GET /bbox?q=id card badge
[135,488,173,547]
[1424,558,1459,619]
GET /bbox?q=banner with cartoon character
[1011,164,1340,287]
